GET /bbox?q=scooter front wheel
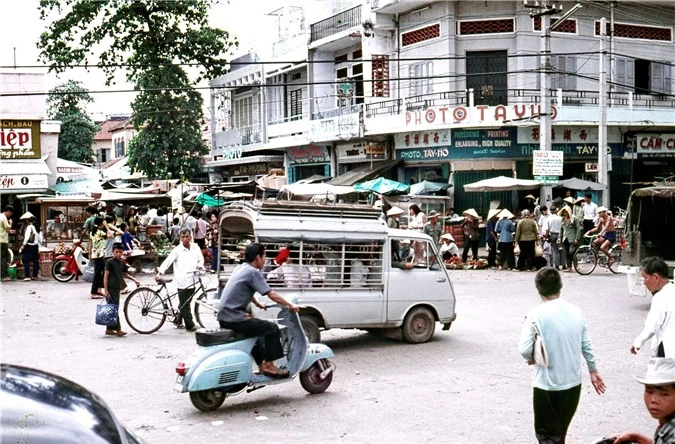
[300,360,333,394]
[189,389,226,412]
[51,259,76,282]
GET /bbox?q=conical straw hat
[462,208,480,219]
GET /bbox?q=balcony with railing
[310,5,361,43]
[213,124,263,151]
[364,88,675,118]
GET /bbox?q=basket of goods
[145,225,162,239]
[53,242,71,255]
[152,232,173,257]
[466,259,489,270]
[444,256,463,269]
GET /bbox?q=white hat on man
[635,358,675,386]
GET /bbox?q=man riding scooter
[217,242,300,378]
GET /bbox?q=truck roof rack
[222,200,382,220]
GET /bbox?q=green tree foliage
[47,80,98,163]
[38,0,237,179]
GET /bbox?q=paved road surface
[1,268,656,443]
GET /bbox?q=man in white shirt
[156,228,204,331]
[545,206,563,269]
[582,193,598,234]
[632,257,675,358]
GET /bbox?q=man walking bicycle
[156,228,204,332]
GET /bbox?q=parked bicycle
[123,271,220,334]
[573,234,623,275]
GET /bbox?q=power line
[0,51,603,71]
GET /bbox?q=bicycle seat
[155,276,173,284]
[196,328,248,347]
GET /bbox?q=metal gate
[453,170,517,218]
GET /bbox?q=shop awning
[463,176,541,192]
[0,159,51,194]
[51,179,103,196]
[327,159,402,186]
[554,177,605,191]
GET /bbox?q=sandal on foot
[263,368,289,378]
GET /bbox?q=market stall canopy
[327,160,402,186]
[99,190,170,204]
[354,177,409,195]
[463,176,541,192]
[409,180,450,195]
[280,183,356,197]
[50,178,103,196]
[554,177,605,191]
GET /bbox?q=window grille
[595,21,672,41]
[372,55,390,97]
[458,18,514,35]
[401,23,440,47]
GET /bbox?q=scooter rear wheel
[189,389,226,412]
[51,259,76,282]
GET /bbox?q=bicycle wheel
[124,287,167,334]
[194,287,220,330]
[573,246,597,275]
[608,245,622,274]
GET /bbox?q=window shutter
[664,64,673,95]
[626,59,635,91]
[566,56,577,90]
[652,62,663,94]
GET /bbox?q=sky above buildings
[0,0,278,119]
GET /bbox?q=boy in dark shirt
[104,242,140,336]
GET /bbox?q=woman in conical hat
[460,209,480,262]
[495,209,516,270]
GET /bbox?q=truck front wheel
[401,307,435,344]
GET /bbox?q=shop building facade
[205,1,674,209]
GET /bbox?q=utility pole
[599,17,609,207]
[524,1,582,206]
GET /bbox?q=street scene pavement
[1,267,656,443]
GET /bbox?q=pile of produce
[444,257,489,270]
[151,232,173,256]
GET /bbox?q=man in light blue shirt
[518,267,606,443]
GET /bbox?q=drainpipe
[395,13,400,113]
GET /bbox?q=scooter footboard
[185,349,252,393]
[300,344,334,372]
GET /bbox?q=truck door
[386,238,451,322]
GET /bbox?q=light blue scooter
[174,299,335,412]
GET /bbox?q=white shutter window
[426,62,434,94]
[626,59,635,92]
